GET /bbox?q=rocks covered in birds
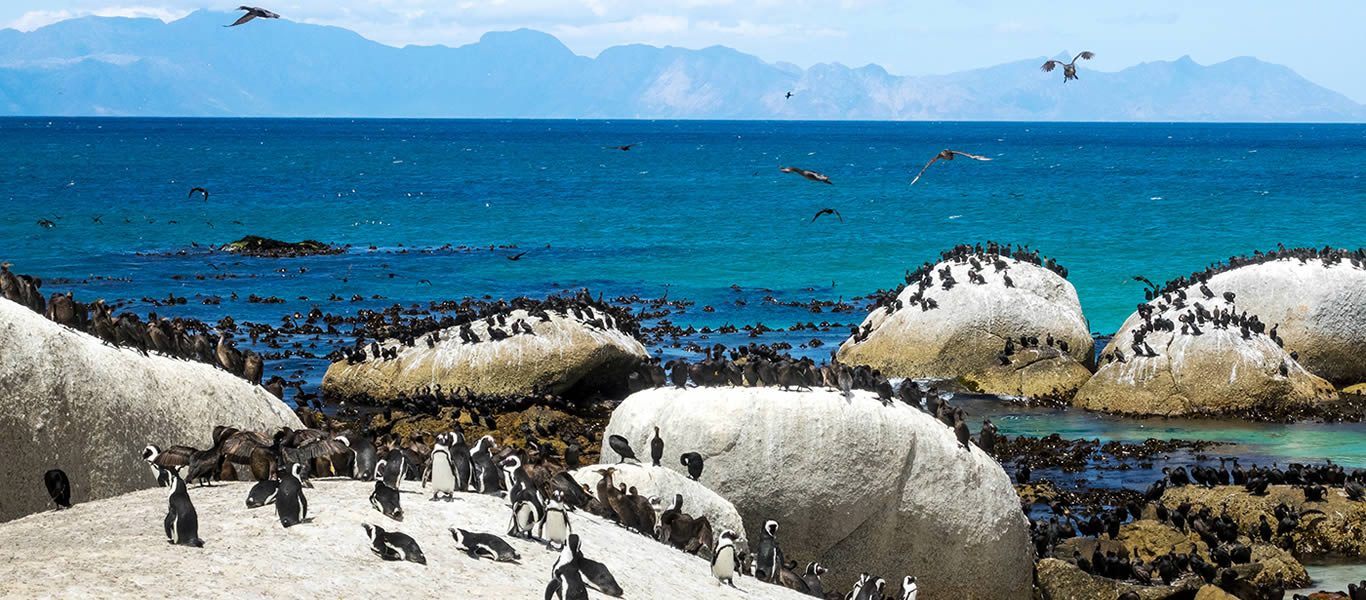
[1199,258,1366,386]
[0,297,301,522]
[568,463,746,547]
[1162,485,1366,558]
[322,307,647,404]
[598,386,1032,598]
[1115,519,1203,563]
[1073,294,1338,417]
[837,246,1093,398]
[1034,557,1201,600]
[0,480,806,600]
[223,235,343,257]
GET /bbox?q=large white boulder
[0,297,301,523]
[599,387,1032,598]
[1200,258,1366,386]
[837,256,1094,397]
[322,308,647,402]
[569,462,749,546]
[0,479,808,600]
[1073,296,1338,416]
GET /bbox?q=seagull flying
[909,150,992,185]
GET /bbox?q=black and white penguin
[158,466,204,547]
[450,527,521,562]
[469,435,501,494]
[607,434,638,463]
[755,519,783,583]
[44,468,71,509]
[245,479,278,508]
[335,433,378,481]
[447,431,473,492]
[370,471,404,521]
[650,427,664,467]
[712,529,740,588]
[569,535,623,597]
[802,562,828,597]
[508,491,546,540]
[545,537,590,600]
[856,576,887,600]
[680,452,704,481]
[381,448,408,491]
[899,575,919,600]
[363,523,426,565]
[543,490,573,551]
[424,434,457,501]
[275,463,308,527]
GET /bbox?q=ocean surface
[4,118,1366,458]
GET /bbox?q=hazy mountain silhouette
[1,11,1362,121]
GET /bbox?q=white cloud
[5,6,190,31]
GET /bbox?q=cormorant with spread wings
[1040,51,1094,82]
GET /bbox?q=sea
[3,119,1366,582]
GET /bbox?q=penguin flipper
[544,578,561,600]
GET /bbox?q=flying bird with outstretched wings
[188,187,209,201]
[779,166,833,185]
[226,6,280,27]
[811,208,843,223]
[1040,51,1094,82]
[506,252,528,261]
[603,143,640,151]
[909,150,992,185]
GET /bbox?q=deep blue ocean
[4,117,1365,584]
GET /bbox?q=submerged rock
[1073,295,1338,417]
[599,386,1032,598]
[837,255,1093,398]
[322,308,647,403]
[0,297,301,523]
[0,479,805,599]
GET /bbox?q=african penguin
[900,575,919,600]
[543,490,573,551]
[363,523,426,565]
[755,519,783,583]
[469,435,501,494]
[447,431,473,492]
[545,537,590,600]
[712,529,740,588]
[424,434,457,501]
[450,527,521,562]
[245,479,278,508]
[571,536,623,598]
[158,466,204,547]
[44,468,71,509]
[508,494,545,540]
[370,476,404,521]
[381,448,407,490]
[275,463,308,527]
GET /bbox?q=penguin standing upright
[275,463,308,527]
[900,575,919,600]
[469,435,501,494]
[543,490,573,550]
[447,431,473,492]
[158,466,204,547]
[856,576,887,600]
[382,448,408,491]
[424,433,457,501]
[545,536,590,600]
[711,529,740,588]
[755,520,783,583]
[44,469,71,509]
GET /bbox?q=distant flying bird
[909,150,992,185]
[188,187,209,201]
[506,251,528,261]
[779,166,833,185]
[603,143,639,151]
[36,219,55,228]
[785,91,794,99]
[91,215,103,224]
[1040,51,1094,82]
[811,208,843,223]
[226,6,280,27]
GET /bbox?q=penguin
[900,575,919,600]
[245,479,278,508]
[275,463,308,527]
[571,535,623,597]
[381,447,408,490]
[680,452,704,481]
[508,492,546,539]
[469,435,501,494]
[650,427,664,467]
[158,466,204,547]
[543,490,573,551]
[44,469,71,509]
[607,434,638,463]
[370,470,404,521]
[712,529,741,588]
[545,538,590,600]
[446,431,473,492]
[802,563,828,597]
[856,576,887,600]
[450,527,521,562]
[363,523,426,565]
[755,519,783,583]
[336,433,378,481]
[423,434,457,501]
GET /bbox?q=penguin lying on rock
[364,523,426,565]
[451,528,521,562]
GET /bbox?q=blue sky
[5,1,1364,103]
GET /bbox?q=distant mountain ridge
[1,10,1363,122]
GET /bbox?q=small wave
[392,160,403,164]
[1150,196,1162,200]
[948,215,962,220]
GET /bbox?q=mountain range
[1,10,1363,121]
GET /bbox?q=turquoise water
[3,117,1365,473]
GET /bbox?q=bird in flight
[1040,51,1094,82]
[36,219,56,228]
[226,6,280,27]
[188,187,209,201]
[779,166,833,185]
[506,252,528,261]
[603,143,639,151]
[811,208,843,223]
[417,279,433,286]
[909,150,992,185]
[91,215,103,224]
[785,91,794,99]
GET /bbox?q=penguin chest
[545,511,568,540]
[431,462,456,493]
[713,547,736,579]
